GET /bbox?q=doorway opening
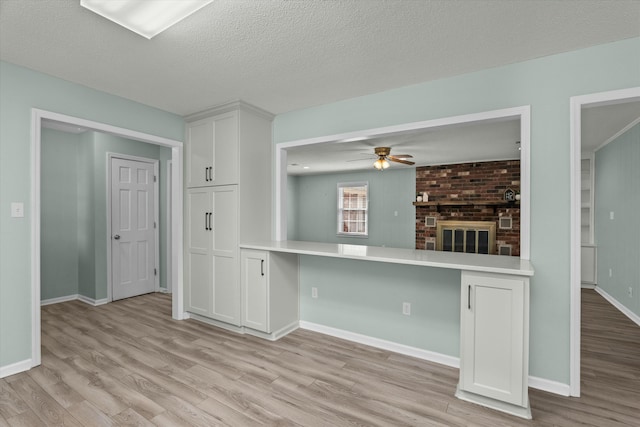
[569,86,640,397]
[30,108,184,368]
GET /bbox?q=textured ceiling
[1,0,639,116]
[582,100,640,153]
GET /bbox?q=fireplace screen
[436,221,496,255]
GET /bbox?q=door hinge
[154,268,157,276]
[154,222,157,229]
[154,175,157,182]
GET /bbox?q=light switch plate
[11,202,24,218]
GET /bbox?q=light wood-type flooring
[1,289,638,426]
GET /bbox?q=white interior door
[111,157,156,301]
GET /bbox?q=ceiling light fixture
[80,0,214,39]
[373,157,390,170]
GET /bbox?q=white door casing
[111,157,157,301]
[31,108,184,370]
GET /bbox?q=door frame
[31,108,185,368]
[166,160,173,294]
[275,105,531,260]
[107,153,160,301]
[569,86,640,397]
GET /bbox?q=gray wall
[288,168,415,248]
[41,128,172,302]
[595,122,640,317]
[0,59,184,369]
[273,37,640,385]
[41,131,80,300]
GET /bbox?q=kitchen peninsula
[240,240,534,419]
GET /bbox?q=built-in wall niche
[415,160,521,256]
[276,106,531,260]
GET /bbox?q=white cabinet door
[186,118,214,188]
[185,188,213,316]
[210,185,240,325]
[241,250,269,332]
[185,186,239,324]
[460,271,529,407]
[186,112,238,188]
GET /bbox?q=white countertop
[240,240,534,277]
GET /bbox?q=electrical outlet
[312,287,318,298]
[610,211,615,220]
[402,302,411,316]
[629,287,633,298]
[609,268,613,278]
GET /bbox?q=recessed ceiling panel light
[80,0,214,39]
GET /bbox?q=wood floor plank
[0,379,29,420]
[26,365,85,409]
[111,408,156,427]
[18,289,639,426]
[5,409,47,427]
[7,375,83,427]
[39,351,129,417]
[66,400,115,427]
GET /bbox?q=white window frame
[337,181,369,237]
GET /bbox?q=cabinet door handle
[468,285,471,310]
[204,212,208,230]
[208,212,212,231]
[205,167,209,182]
[261,259,265,276]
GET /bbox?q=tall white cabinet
[457,271,531,419]
[184,101,273,327]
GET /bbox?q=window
[337,182,368,236]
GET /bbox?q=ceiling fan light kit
[373,158,390,170]
[372,147,415,170]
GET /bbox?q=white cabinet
[186,111,239,188]
[457,271,531,419]
[185,186,240,324]
[240,249,299,339]
[184,101,273,328]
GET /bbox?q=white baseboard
[0,358,32,379]
[299,321,460,368]
[40,294,109,307]
[78,295,109,306]
[299,321,570,396]
[528,376,571,396]
[41,294,79,306]
[580,283,596,290]
[595,287,640,327]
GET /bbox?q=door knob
[113,235,121,240]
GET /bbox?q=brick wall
[415,160,520,255]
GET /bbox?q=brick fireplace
[415,160,520,256]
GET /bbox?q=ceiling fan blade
[389,154,413,159]
[389,157,415,166]
[346,158,372,162]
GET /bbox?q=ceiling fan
[372,147,415,170]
